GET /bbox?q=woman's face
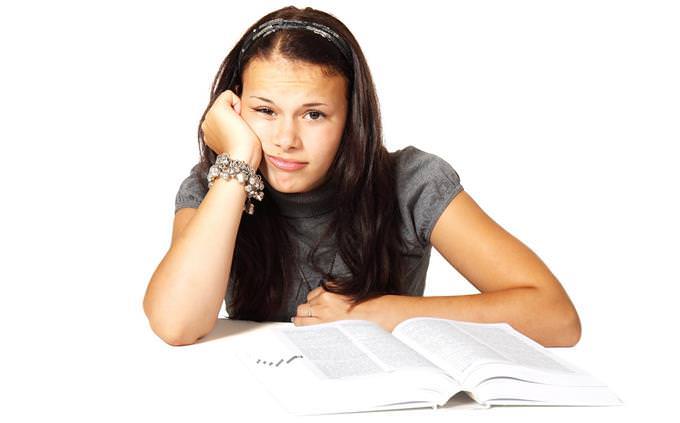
[240,55,348,193]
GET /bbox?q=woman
[143,5,581,348]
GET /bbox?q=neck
[264,176,337,218]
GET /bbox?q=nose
[273,116,301,151]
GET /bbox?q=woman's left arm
[294,190,581,348]
[368,190,581,347]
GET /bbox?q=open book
[235,317,622,415]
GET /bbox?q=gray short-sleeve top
[174,145,464,321]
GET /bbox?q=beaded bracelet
[207,153,264,215]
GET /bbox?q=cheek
[244,118,270,139]
[304,130,340,157]
[313,125,343,150]
[325,138,342,157]
[314,142,342,169]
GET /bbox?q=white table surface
[8,313,668,423]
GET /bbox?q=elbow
[151,322,200,346]
[534,284,582,347]
[144,308,201,347]
[163,333,199,347]
[145,315,212,347]
[565,309,582,347]
[560,294,582,347]
[143,288,199,346]
[549,306,582,347]
[142,285,215,346]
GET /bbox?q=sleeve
[395,146,464,249]
[174,161,209,213]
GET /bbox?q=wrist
[208,153,265,214]
[352,294,396,332]
[227,150,260,170]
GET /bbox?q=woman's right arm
[143,89,262,346]
[143,175,249,346]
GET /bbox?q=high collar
[264,176,337,218]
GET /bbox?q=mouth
[266,154,308,171]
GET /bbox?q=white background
[1,0,678,421]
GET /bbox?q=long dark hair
[194,6,408,321]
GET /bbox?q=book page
[392,317,507,379]
[234,334,449,416]
[276,320,445,380]
[393,317,589,383]
[455,321,577,374]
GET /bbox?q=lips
[268,155,307,164]
[267,154,308,171]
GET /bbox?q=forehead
[242,56,347,100]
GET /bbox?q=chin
[261,167,309,193]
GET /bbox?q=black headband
[231,17,354,87]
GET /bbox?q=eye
[253,107,326,120]
[305,110,326,121]
[254,107,274,116]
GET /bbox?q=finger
[291,315,320,326]
[295,302,314,318]
[214,89,234,106]
[307,286,326,302]
[214,89,242,113]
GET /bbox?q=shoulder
[390,145,461,184]
[389,145,464,249]
[175,161,210,213]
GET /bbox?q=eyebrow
[249,96,328,107]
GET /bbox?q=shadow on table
[196,318,284,343]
